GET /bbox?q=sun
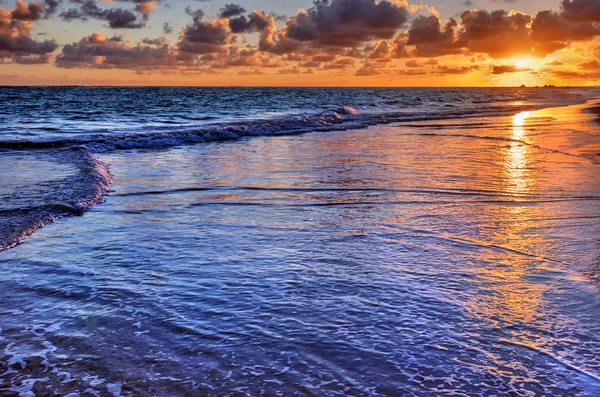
[515,60,529,68]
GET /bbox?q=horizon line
[0,84,593,89]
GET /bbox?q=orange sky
[1,0,599,86]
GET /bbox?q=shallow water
[2,90,600,396]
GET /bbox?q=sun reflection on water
[463,110,548,327]
[506,112,532,194]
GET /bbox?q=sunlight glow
[513,112,530,129]
[515,60,529,68]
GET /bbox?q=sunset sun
[515,60,530,68]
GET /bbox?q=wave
[0,104,541,154]
[0,147,112,251]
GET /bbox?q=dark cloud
[228,11,276,51]
[59,0,146,28]
[491,64,530,74]
[407,15,461,57]
[229,10,271,33]
[105,8,144,28]
[279,0,409,49]
[530,10,600,55]
[219,3,245,19]
[184,6,203,19]
[560,0,600,22]
[162,22,173,34]
[42,0,60,18]
[111,0,156,19]
[142,36,167,46]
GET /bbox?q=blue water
[1,87,600,396]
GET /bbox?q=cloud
[219,3,245,19]
[229,10,272,33]
[530,10,600,55]
[458,9,532,58]
[112,0,157,19]
[201,45,281,69]
[179,14,232,54]
[367,34,410,59]
[579,59,600,70]
[42,0,60,18]
[405,58,437,67]
[10,0,43,20]
[491,64,530,74]
[142,36,166,46]
[0,5,58,64]
[407,15,461,57]
[355,64,381,76]
[59,0,146,28]
[56,32,191,70]
[268,0,409,54]
[228,11,276,50]
[560,0,600,22]
[435,65,475,75]
[184,6,203,19]
[277,66,313,74]
[6,0,600,81]
[549,69,600,79]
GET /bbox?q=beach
[1,88,600,396]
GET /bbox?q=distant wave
[0,104,541,154]
[0,147,112,251]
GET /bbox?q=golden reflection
[513,111,530,129]
[462,110,547,326]
[506,112,532,193]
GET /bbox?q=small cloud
[491,65,530,74]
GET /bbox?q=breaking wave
[0,147,112,251]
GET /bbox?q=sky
[1,0,599,86]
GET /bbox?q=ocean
[1,87,600,396]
